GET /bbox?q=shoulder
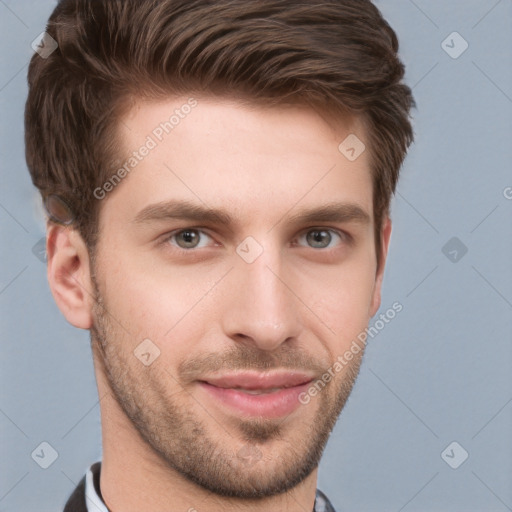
[62,474,87,512]
[315,488,338,512]
[63,462,102,512]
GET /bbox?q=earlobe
[46,222,94,329]
[369,217,392,318]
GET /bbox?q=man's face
[90,96,386,498]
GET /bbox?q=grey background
[1,0,511,510]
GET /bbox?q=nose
[221,241,302,352]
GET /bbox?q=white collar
[85,463,109,512]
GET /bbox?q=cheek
[302,255,377,350]
[106,269,170,330]
[100,255,218,355]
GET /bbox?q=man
[25,0,414,510]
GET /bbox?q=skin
[47,96,391,512]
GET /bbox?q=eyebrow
[132,199,371,228]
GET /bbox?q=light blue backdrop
[1,1,511,510]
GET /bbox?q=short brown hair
[25,0,415,262]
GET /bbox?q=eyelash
[161,227,351,252]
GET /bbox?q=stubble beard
[90,277,364,499]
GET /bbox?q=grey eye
[174,229,202,249]
[306,229,333,249]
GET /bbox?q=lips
[201,371,314,390]
[198,371,315,418]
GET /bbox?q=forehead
[101,95,373,227]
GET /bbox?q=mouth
[219,387,291,395]
[197,371,315,418]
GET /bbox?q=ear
[369,216,392,318]
[46,222,94,329]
